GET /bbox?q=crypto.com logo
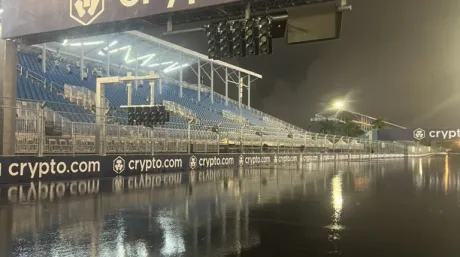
[70,0,105,26]
[413,128,425,141]
[113,156,126,174]
[189,156,197,170]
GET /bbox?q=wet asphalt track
[1,156,459,256]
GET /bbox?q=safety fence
[7,98,433,156]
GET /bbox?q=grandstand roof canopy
[41,30,262,79]
[314,109,406,129]
[3,0,335,44]
[145,0,337,26]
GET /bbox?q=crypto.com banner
[412,128,460,141]
[0,153,403,183]
[2,0,239,38]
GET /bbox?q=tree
[339,119,365,137]
[372,118,387,129]
[319,119,337,134]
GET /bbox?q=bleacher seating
[16,51,288,131]
[17,75,94,123]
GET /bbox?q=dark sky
[155,0,460,129]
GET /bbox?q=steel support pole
[247,75,251,109]
[245,2,251,19]
[127,82,133,106]
[80,41,84,80]
[180,65,183,98]
[107,50,110,76]
[211,62,214,104]
[135,58,139,90]
[0,28,17,155]
[37,106,44,157]
[95,80,106,156]
[188,120,192,154]
[198,59,201,102]
[238,71,242,108]
[42,43,47,73]
[159,78,163,95]
[150,81,155,105]
[225,67,228,106]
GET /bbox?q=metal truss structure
[145,0,338,28]
[35,30,261,109]
[312,110,407,132]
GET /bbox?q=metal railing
[17,63,64,94]
[8,100,433,156]
[7,66,434,156]
[163,100,198,121]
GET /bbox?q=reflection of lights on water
[117,217,126,257]
[419,158,423,176]
[135,241,148,257]
[324,174,346,233]
[331,175,343,225]
[157,210,185,256]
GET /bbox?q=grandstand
[12,30,409,156]
[1,0,426,157]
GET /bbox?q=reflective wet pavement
[1,156,459,256]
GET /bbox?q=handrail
[17,63,64,94]
[163,100,198,121]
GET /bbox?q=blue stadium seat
[17,51,283,129]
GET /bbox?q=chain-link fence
[8,98,433,156]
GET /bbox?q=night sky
[154,0,460,129]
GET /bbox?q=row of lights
[206,17,273,60]
[61,39,189,73]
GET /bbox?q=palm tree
[340,119,365,137]
[372,118,387,129]
[319,119,336,134]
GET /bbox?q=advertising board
[2,0,239,39]
[0,153,405,183]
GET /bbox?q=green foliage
[319,119,336,134]
[319,119,365,137]
[372,118,387,129]
[338,119,365,137]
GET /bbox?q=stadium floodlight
[69,41,105,46]
[164,63,189,73]
[83,41,105,46]
[163,62,179,72]
[148,61,173,67]
[98,51,105,56]
[124,47,131,62]
[109,45,131,54]
[0,9,4,14]
[333,100,345,110]
[141,55,155,66]
[126,54,155,64]
[109,40,118,47]
[62,39,68,46]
